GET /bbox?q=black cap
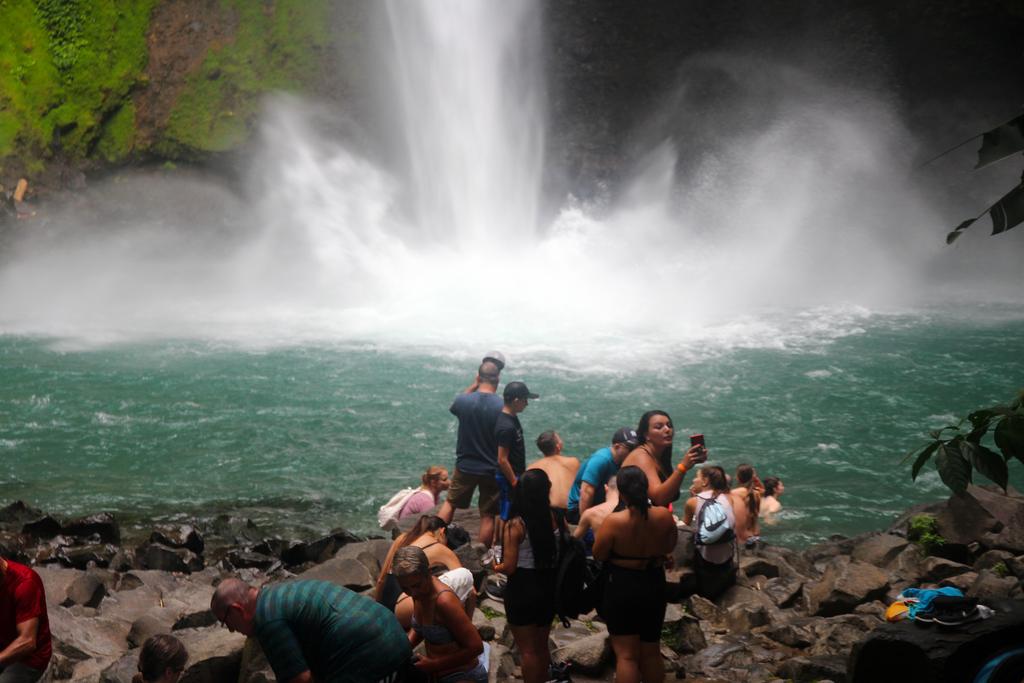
[503,381,538,401]
[612,427,639,448]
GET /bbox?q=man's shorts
[495,473,513,521]
[447,467,500,515]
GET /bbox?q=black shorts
[694,552,736,601]
[504,568,556,626]
[600,563,666,642]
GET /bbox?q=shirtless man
[572,476,619,553]
[526,430,579,512]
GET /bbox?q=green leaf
[936,441,972,494]
[961,441,1008,491]
[994,415,1024,464]
[967,409,995,431]
[910,441,940,480]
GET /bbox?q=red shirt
[0,561,52,670]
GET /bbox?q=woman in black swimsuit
[493,469,559,683]
[393,546,486,683]
[593,466,679,683]
[622,410,704,507]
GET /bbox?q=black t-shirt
[494,411,526,476]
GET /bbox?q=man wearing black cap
[566,427,639,524]
[492,381,538,534]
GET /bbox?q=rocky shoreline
[3,484,1023,683]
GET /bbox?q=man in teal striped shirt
[212,578,410,683]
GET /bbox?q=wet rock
[252,538,291,559]
[973,549,1015,572]
[740,555,782,579]
[967,569,1022,600]
[139,543,203,573]
[63,572,106,608]
[686,594,726,626]
[227,549,278,570]
[851,533,910,567]
[22,515,61,539]
[920,556,972,583]
[297,556,374,591]
[108,548,135,573]
[806,558,889,617]
[0,500,44,526]
[551,631,611,675]
[207,515,263,547]
[777,654,846,681]
[762,575,804,608]
[58,543,117,569]
[62,512,120,544]
[150,524,204,555]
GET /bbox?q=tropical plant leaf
[936,441,972,494]
[910,441,940,480]
[968,409,995,430]
[961,440,1008,491]
[994,415,1024,463]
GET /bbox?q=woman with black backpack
[493,469,559,683]
[592,466,678,683]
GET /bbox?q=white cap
[482,350,506,371]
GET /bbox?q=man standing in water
[438,354,505,546]
[211,578,410,683]
[0,557,52,683]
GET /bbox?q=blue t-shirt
[450,391,503,476]
[567,447,619,512]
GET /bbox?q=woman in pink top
[399,466,451,520]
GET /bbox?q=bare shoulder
[559,456,580,471]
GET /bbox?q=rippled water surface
[1,305,1022,547]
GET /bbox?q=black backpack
[553,529,601,627]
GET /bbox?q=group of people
[0,351,788,683]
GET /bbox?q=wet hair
[401,515,447,549]
[536,430,559,456]
[392,545,430,578]
[636,410,674,477]
[699,465,729,495]
[763,477,781,498]
[134,634,188,683]
[421,466,447,489]
[736,464,761,517]
[478,361,500,387]
[510,469,555,568]
[615,466,650,519]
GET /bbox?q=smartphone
[690,434,708,462]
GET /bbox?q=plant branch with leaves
[906,390,1024,494]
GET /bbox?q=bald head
[478,361,500,387]
[211,578,258,635]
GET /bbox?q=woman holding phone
[622,410,705,507]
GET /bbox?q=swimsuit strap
[419,541,440,550]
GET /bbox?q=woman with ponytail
[684,465,737,600]
[622,410,705,507]
[730,464,763,547]
[493,469,558,683]
[398,466,451,520]
[133,635,187,683]
[593,466,678,683]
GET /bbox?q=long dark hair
[401,515,446,548]
[763,477,781,498]
[511,469,555,568]
[134,634,187,683]
[615,466,651,519]
[637,410,673,478]
[735,464,760,517]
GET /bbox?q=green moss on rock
[96,102,137,162]
[0,0,154,173]
[161,0,332,155]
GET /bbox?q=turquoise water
[1,305,1022,547]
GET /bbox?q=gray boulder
[968,569,1022,600]
[62,512,120,544]
[806,558,889,617]
[150,524,205,555]
[298,556,374,591]
[851,533,910,567]
[139,543,203,573]
[63,572,106,608]
[174,627,247,683]
[920,556,973,583]
[762,575,803,608]
[551,632,611,675]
